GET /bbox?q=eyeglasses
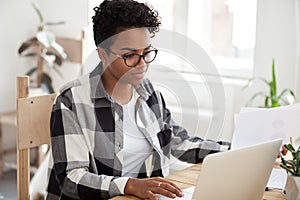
[107,48,158,67]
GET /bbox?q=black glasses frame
[107,48,158,67]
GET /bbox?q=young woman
[46,1,230,199]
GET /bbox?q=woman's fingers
[151,182,178,198]
[124,177,184,199]
[151,178,184,198]
[160,178,183,194]
[146,190,159,200]
[281,145,288,155]
[160,182,184,197]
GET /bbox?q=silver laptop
[160,139,282,200]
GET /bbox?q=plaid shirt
[46,63,230,200]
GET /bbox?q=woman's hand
[277,144,288,158]
[124,177,184,200]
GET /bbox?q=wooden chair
[16,76,56,200]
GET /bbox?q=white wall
[0,0,38,112]
[295,0,300,100]
[39,0,88,39]
[254,0,299,97]
[0,0,88,112]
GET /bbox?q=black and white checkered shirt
[45,63,230,200]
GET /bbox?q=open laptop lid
[192,139,282,200]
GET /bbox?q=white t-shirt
[122,89,153,177]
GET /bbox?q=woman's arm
[48,90,128,199]
[156,91,231,163]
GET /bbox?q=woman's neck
[101,70,133,105]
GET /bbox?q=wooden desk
[111,162,286,200]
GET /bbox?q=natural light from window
[87,0,257,78]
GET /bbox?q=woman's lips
[131,71,145,79]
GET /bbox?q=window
[87,0,257,78]
[187,0,257,77]
[188,0,257,59]
[140,0,257,78]
[138,0,175,30]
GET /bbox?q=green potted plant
[243,59,296,107]
[18,3,67,93]
[280,143,300,199]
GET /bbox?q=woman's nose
[135,55,147,68]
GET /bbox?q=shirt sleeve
[156,91,231,163]
[113,177,130,194]
[49,89,128,199]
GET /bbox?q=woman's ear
[97,47,108,62]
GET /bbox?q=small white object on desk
[266,168,287,190]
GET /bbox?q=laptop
[159,139,282,200]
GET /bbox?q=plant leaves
[41,73,54,93]
[244,58,297,108]
[40,53,55,67]
[41,82,54,94]
[278,89,296,104]
[31,2,44,24]
[283,159,294,167]
[271,96,279,107]
[44,21,65,26]
[246,92,267,107]
[264,96,269,107]
[20,52,40,57]
[242,77,269,91]
[280,164,298,176]
[279,98,289,105]
[36,31,55,48]
[270,59,277,97]
[278,89,293,99]
[290,90,296,99]
[36,32,67,60]
[51,41,67,59]
[285,144,295,152]
[25,67,37,76]
[46,50,63,66]
[18,37,39,55]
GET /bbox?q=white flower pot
[285,175,300,200]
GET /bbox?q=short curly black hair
[92,0,161,48]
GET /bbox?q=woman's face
[103,27,152,86]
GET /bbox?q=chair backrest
[16,76,56,200]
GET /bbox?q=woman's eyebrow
[120,44,151,51]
